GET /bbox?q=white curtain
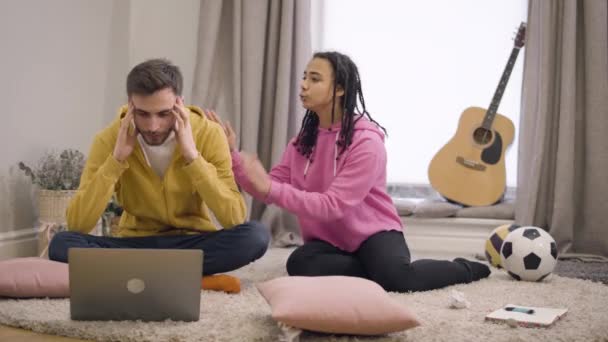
[191,0,311,245]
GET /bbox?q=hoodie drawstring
[333,132,338,177]
[303,132,339,178]
[304,158,311,177]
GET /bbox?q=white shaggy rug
[0,248,607,342]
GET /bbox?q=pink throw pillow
[256,276,420,335]
[0,257,69,298]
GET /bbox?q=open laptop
[68,248,203,322]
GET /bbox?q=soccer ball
[500,226,558,281]
[485,223,521,268]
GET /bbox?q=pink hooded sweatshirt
[231,116,403,252]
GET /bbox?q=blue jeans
[48,221,269,275]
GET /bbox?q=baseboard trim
[402,217,513,257]
[0,228,38,260]
[0,218,515,261]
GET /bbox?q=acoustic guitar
[428,22,526,207]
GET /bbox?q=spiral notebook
[485,304,568,328]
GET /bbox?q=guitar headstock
[514,22,526,48]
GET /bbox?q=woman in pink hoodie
[208,51,490,292]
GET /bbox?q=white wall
[0,0,201,257]
[0,0,121,236]
[313,0,527,186]
[129,0,200,103]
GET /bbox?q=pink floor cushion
[257,276,420,335]
[0,257,69,298]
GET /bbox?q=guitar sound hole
[473,127,493,145]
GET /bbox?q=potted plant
[18,149,86,224]
[102,195,123,237]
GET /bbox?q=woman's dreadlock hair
[294,51,387,161]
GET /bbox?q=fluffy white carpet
[0,248,607,342]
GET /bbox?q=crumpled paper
[448,289,471,309]
[278,322,302,342]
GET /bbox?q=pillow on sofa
[256,276,420,335]
[393,198,416,216]
[0,257,69,298]
[455,201,515,219]
[413,199,462,218]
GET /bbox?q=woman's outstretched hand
[205,109,269,196]
[240,152,271,197]
[204,109,237,152]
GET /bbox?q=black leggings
[286,230,472,292]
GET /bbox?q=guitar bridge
[456,156,486,171]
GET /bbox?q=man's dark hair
[294,51,386,160]
[126,58,183,97]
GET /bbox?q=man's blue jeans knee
[48,221,270,275]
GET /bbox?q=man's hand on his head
[204,110,237,152]
[113,103,137,163]
[173,97,199,164]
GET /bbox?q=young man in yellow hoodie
[48,59,269,276]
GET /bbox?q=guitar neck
[482,46,522,129]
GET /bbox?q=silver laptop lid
[69,248,203,322]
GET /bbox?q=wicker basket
[37,189,77,224]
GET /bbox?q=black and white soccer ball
[500,226,558,282]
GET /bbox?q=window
[312,0,527,188]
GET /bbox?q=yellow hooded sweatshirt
[66,105,246,237]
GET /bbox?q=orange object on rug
[201,274,241,293]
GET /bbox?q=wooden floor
[0,325,89,341]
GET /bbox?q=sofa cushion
[393,198,417,216]
[455,201,515,219]
[413,199,462,218]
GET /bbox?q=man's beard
[139,129,173,146]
